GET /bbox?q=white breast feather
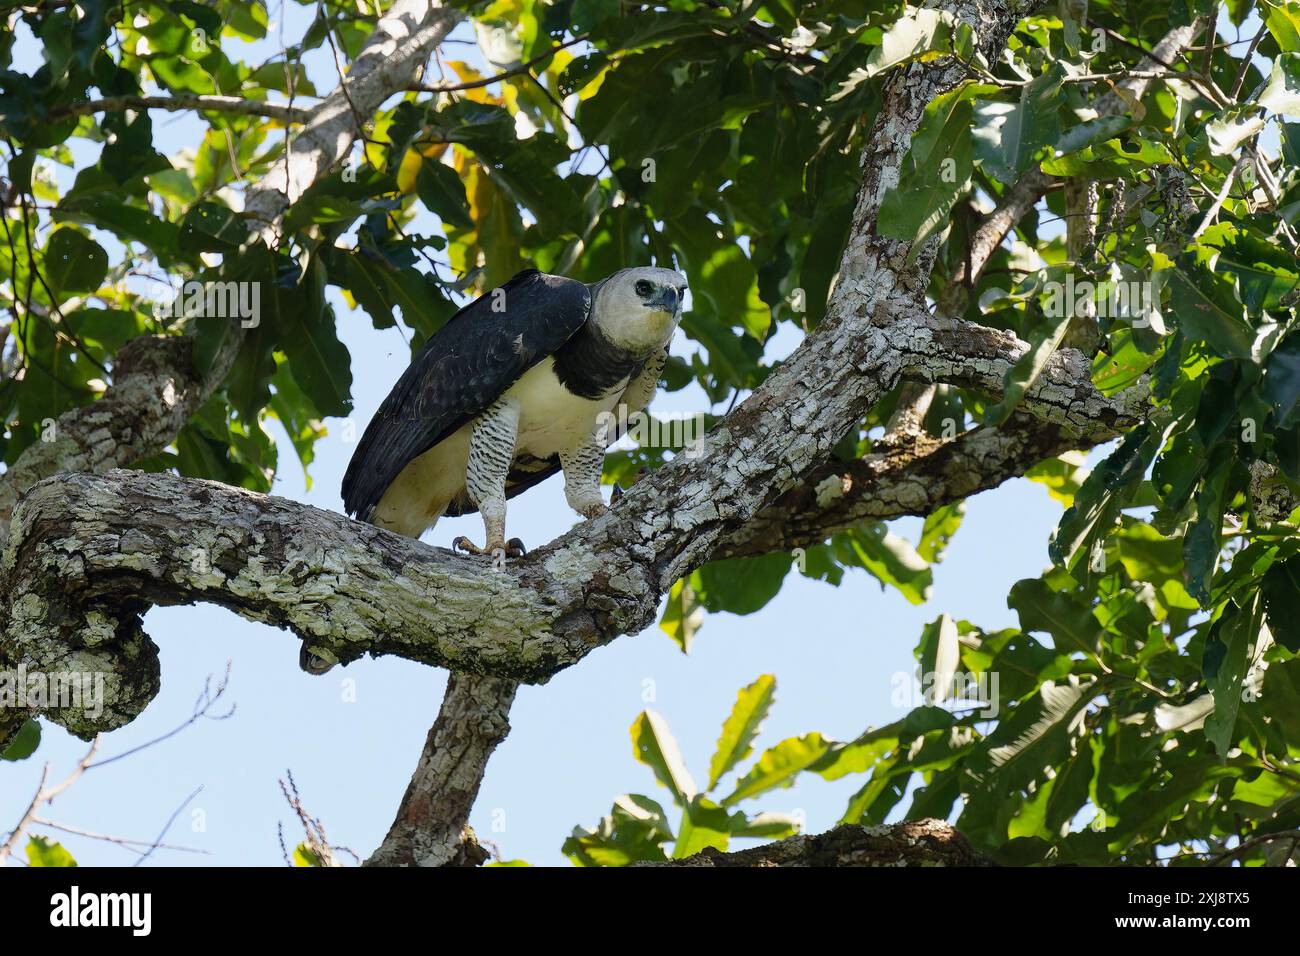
[506,356,625,458]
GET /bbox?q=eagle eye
[634,279,654,297]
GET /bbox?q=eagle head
[591,266,687,356]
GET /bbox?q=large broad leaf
[863,8,973,78]
[1204,595,1265,756]
[1183,444,1236,606]
[720,733,831,805]
[629,710,697,806]
[179,202,245,254]
[1265,332,1300,429]
[1262,557,1300,651]
[985,677,1095,787]
[707,674,777,790]
[691,552,793,616]
[917,613,961,703]
[673,796,731,858]
[917,501,965,563]
[416,159,474,230]
[1009,578,1104,656]
[42,227,107,294]
[277,259,353,418]
[878,83,986,247]
[563,794,673,866]
[1051,422,1165,573]
[1165,249,1257,361]
[1,719,40,761]
[1199,223,1300,314]
[1258,53,1300,116]
[997,66,1064,177]
[1267,1,1300,53]
[834,523,933,604]
[659,577,703,653]
[1039,137,1174,179]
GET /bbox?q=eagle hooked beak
[651,285,680,314]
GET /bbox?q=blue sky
[1,3,1266,866]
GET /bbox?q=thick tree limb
[0,308,1143,742]
[364,673,518,867]
[640,820,993,867]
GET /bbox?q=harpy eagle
[341,263,684,544]
[309,267,685,670]
[343,266,686,544]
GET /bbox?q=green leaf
[1166,250,1256,360]
[1258,53,1300,116]
[26,836,76,867]
[673,796,730,858]
[1199,223,1299,315]
[42,227,107,294]
[707,674,777,790]
[1009,578,1104,656]
[1262,557,1300,651]
[415,159,474,229]
[1267,1,1300,53]
[1025,451,1090,507]
[862,8,973,78]
[659,577,702,653]
[1039,137,1174,179]
[835,523,933,604]
[1051,423,1163,573]
[728,810,800,839]
[917,501,965,563]
[878,83,983,247]
[563,794,673,866]
[692,552,792,616]
[1204,595,1264,756]
[179,202,245,253]
[1,719,40,761]
[1051,115,1134,158]
[277,260,353,418]
[721,733,831,805]
[1183,444,1235,606]
[1092,327,1159,396]
[999,66,1064,176]
[1265,332,1300,429]
[986,677,1095,786]
[630,710,697,805]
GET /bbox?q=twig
[406,36,590,94]
[88,662,234,770]
[48,94,311,124]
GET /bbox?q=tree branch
[0,306,1143,743]
[364,674,518,867]
[48,94,311,124]
[639,820,994,867]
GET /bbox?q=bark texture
[364,674,519,867]
[641,820,994,867]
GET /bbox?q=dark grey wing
[341,269,591,522]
